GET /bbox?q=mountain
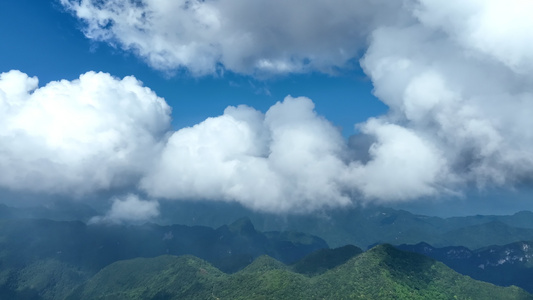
[445,211,533,230]
[67,244,532,299]
[290,244,362,275]
[397,240,533,293]
[66,255,224,300]
[0,217,326,299]
[4,202,533,250]
[437,221,533,249]
[0,258,87,300]
[154,201,533,249]
[272,209,533,249]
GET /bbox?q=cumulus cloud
[140,96,354,212]
[59,0,406,75]
[89,194,160,224]
[361,0,533,189]
[349,118,450,201]
[0,70,171,195]
[5,0,531,213]
[137,0,533,208]
[140,96,449,212]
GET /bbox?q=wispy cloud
[89,194,160,224]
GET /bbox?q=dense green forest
[68,245,531,300]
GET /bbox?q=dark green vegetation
[397,240,533,293]
[290,244,362,275]
[68,245,532,300]
[0,217,325,299]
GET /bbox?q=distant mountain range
[397,240,533,293]
[155,202,533,249]
[4,201,533,250]
[2,202,533,298]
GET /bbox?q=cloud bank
[3,0,532,213]
[141,96,449,211]
[0,70,446,212]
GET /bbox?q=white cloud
[140,95,454,212]
[4,0,532,213]
[60,0,406,75]
[0,70,171,195]
[361,0,533,189]
[349,119,449,201]
[413,0,533,74]
[140,96,354,213]
[89,194,160,224]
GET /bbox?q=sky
[0,0,532,221]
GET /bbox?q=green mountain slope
[68,255,224,300]
[291,244,362,275]
[68,245,533,300]
[0,217,326,299]
[316,244,529,300]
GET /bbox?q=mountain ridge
[397,240,533,293]
[68,244,533,300]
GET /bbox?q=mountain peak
[241,255,287,273]
[228,217,256,235]
[291,244,362,275]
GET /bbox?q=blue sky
[1,0,532,219]
[0,0,386,136]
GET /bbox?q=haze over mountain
[397,240,533,294]
[149,201,533,249]
[4,201,533,250]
